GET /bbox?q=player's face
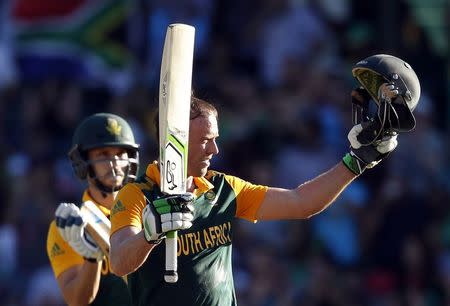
[87,147,129,188]
[188,114,219,177]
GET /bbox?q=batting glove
[343,123,398,175]
[142,193,194,244]
[55,203,104,262]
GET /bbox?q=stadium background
[0,0,448,305]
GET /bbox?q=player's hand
[343,82,400,175]
[142,193,194,244]
[55,203,104,262]
[343,123,398,175]
[378,82,400,103]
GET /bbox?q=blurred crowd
[0,0,449,305]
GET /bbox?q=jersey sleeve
[110,183,147,235]
[47,221,84,278]
[224,175,268,222]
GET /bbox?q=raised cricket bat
[159,23,195,283]
[80,201,111,257]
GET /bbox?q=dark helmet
[68,113,139,192]
[352,54,421,133]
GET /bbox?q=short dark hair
[152,96,218,143]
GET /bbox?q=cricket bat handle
[165,230,178,282]
[85,223,110,258]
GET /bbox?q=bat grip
[165,230,178,283]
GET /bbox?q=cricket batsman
[46,113,139,306]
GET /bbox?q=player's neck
[87,185,115,210]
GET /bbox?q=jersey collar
[81,190,111,217]
[146,161,213,196]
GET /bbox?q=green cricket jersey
[111,162,268,306]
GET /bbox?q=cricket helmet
[68,113,139,192]
[352,54,421,134]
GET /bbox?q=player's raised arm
[256,163,356,220]
[256,118,398,220]
[52,203,103,305]
[257,54,421,221]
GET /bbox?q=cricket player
[109,55,420,306]
[47,113,139,306]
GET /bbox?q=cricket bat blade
[159,23,195,283]
[80,201,111,257]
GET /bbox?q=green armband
[342,152,366,175]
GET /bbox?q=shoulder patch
[50,243,65,258]
[111,200,126,217]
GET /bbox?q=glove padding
[55,203,104,262]
[343,123,398,175]
[142,193,194,244]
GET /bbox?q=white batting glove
[142,193,195,244]
[55,203,104,262]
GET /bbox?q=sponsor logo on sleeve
[50,243,65,257]
[111,200,126,217]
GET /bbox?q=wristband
[342,152,366,175]
[143,231,164,246]
[146,238,163,246]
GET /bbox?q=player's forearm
[59,261,102,306]
[257,162,356,220]
[110,230,156,276]
[293,162,356,218]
